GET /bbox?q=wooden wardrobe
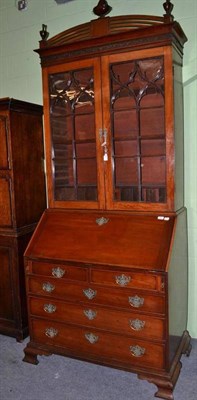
[0,98,46,341]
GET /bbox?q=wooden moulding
[36,22,187,69]
[23,331,192,400]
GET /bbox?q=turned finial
[39,24,49,41]
[163,1,174,21]
[93,0,112,18]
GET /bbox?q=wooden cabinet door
[0,114,12,226]
[43,58,105,209]
[0,176,12,227]
[0,114,10,170]
[101,47,174,212]
[0,244,14,322]
[44,48,175,211]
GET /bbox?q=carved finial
[163,1,174,22]
[93,0,112,18]
[39,24,49,41]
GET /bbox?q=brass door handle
[99,128,108,161]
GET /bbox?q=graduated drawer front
[30,261,88,282]
[31,318,165,370]
[28,277,165,314]
[91,269,162,291]
[29,297,165,340]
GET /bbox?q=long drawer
[30,318,165,370]
[29,297,165,340]
[28,277,165,314]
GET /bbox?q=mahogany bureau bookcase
[23,1,192,399]
[0,98,46,341]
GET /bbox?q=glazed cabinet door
[102,47,174,212]
[44,48,175,211]
[43,58,105,209]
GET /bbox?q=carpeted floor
[0,334,196,400]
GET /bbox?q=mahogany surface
[23,4,191,399]
[25,209,174,269]
[0,98,46,341]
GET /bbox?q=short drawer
[29,261,88,282]
[31,318,165,370]
[91,269,163,292]
[27,277,165,314]
[29,297,165,340]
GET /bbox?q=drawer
[29,297,165,340]
[31,318,165,370]
[28,277,165,314]
[91,269,163,292]
[29,261,88,282]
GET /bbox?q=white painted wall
[0,0,196,337]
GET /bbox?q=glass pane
[51,116,73,143]
[141,139,165,156]
[114,110,138,139]
[49,67,97,202]
[75,114,95,141]
[76,142,96,158]
[115,158,138,185]
[141,156,166,185]
[141,108,164,137]
[77,159,97,185]
[110,56,166,203]
[114,140,138,157]
[142,187,166,203]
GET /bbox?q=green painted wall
[0,0,196,337]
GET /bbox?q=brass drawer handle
[130,345,145,357]
[44,304,57,314]
[45,327,58,338]
[115,274,131,286]
[128,295,144,308]
[83,288,97,300]
[84,309,97,320]
[129,319,145,331]
[42,282,55,293]
[52,267,65,278]
[85,333,99,344]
